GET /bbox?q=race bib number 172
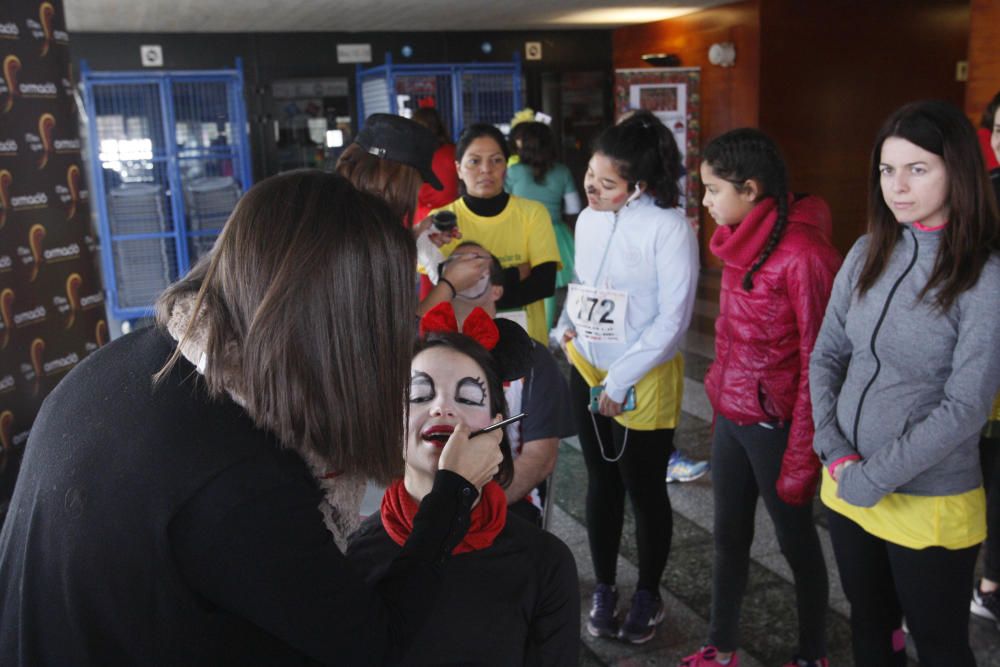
[566,283,628,343]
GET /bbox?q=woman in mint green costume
[505,122,581,327]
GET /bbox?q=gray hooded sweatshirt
[810,225,1000,508]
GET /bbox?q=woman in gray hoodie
[810,99,1000,667]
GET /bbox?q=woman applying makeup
[0,171,504,665]
[335,113,489,320]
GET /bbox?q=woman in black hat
[336,113,489,316]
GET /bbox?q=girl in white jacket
[554,111,699,644]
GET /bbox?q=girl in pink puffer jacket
[680,129,841,667]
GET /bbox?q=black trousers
[981,434,1000,582]
[708,415,828,659]
[570,368,674,592]
[826,508,979,667]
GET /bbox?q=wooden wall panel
[612,1,760,266]
[758,0,970,254]
[965,0,1000,126]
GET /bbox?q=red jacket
[704,195,842,505]
[416,143,459,223]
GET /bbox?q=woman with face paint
[348,317,580,665]
[810,100,1000,667]
[432,123,561,345]
[551,111,698,644]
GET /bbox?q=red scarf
[709,196,780,268]
[381,479,507,554]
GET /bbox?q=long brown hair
[335,143,423,225]
[859,100,1000,310]
[156,170,417,483]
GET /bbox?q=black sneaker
[971,580,1000,629]
[617,588,665,644]
[587,583,620,638]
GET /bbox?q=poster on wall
[614,68,700,223]
[0,0,106,519]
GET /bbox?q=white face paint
[446,245,494,301]
[404,347,493,484]
[456,274,491,300]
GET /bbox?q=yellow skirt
[820,468,985,550]
[566,340,683,431]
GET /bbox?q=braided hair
[702,128,790,291]
[594,109,684,209]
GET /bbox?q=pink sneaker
[781,658,829,667]
[679,645,739,666]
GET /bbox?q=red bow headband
[419,302,499,351]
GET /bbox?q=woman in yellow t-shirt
[434,124,560,345]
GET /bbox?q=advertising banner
[0,0,106,518]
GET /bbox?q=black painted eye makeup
[456,377,487,407]
[409,372,435,403]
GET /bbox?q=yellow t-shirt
[565,340,684,430]
[820,468,985,550]
[436,196,560,344]
[986,392,1000,439]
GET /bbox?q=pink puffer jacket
[705,195,842,505]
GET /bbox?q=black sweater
[347,510,580,666]
[0,328,476,666]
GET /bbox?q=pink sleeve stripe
[828,454,861,478]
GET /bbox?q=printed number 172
[578,297,615,324]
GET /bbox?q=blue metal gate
[80,60,253,321]
[356,54,522,141]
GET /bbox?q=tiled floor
[547,270,1000,666]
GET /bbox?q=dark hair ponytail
[702,128,790,290]
[595,110,683,209]
[516,122,556,185]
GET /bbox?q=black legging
[981,433,1000,582]
[826,508,979,667]
[570,368,673,592]
[708,415,828,659]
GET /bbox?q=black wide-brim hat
[355,113,444,190]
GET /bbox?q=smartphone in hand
[589,385,636,413]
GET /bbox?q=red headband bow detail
[420,302,499,351]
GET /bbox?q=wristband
[439,277,457,298]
